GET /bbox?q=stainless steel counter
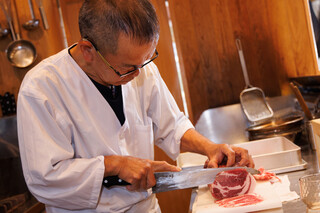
[192,97,320,212]
[281,146,319,212]
[188,146,319,213]
[194,95,299,145]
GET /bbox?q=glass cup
[300,173,320,212]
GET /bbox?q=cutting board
[192,180,282,213]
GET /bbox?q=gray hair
[78,0,159,55]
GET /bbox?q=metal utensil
[0,5,9,38]
[0,23,9,38]
[236,39,274,123]
[35,0,49,30]
[102,166,260,193]
[247,114,304,141]
[22,0,40,30]
[289,81,316,149]
[56,0,68,48]
[0,0,15,40]
[289,82,314,120]
[0,0,37,68]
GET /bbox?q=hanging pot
[0,0,37,68]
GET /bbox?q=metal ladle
[23,0,39,30]
[0,0,37,68]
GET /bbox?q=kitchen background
[0,0,319,212]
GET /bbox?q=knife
[102,166,260,193]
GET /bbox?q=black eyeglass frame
[83,38,159,78]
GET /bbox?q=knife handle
[103,176,130,188]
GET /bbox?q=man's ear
[78,40,95,62]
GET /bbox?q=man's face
[93,34,158,86]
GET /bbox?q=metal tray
[177,136,307,174]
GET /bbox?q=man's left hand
[204,143,254,168]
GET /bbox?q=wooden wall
[168,0,319,122]
[0,0,66,116]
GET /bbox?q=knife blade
[153,166,259,193]
[103,166,260,193]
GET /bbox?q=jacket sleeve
[146,63,194,160]
[17,89,105,210]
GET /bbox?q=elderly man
[17,0,254,212]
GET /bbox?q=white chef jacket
[17,46,194,212]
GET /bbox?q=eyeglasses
[83,38,159,78]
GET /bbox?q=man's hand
[180,129,254,169]
[230,145,255,168]
[104,156,180,191]
[204,144,254,168]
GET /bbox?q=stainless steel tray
[177,136,307,174]
[236,137,306,174]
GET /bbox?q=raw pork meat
[253,167,281,183]
[208,168,256,200]
[216,193,263,208]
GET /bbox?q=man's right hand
[104,155,180,191]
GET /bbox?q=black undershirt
[89,78,125,126]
